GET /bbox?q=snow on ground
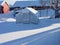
[0,23,60,44]
[0,11,16,23]
[0,10,60,45]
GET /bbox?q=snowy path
[0,23,60,44]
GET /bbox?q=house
[0,1,9,14]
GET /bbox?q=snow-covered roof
[2,0,40,6]
[26,7,38,14]
[4,0,16,5]
[16,7,38,14]
[13,1,40,7]
[0,0,40,7]
[0,0,51,6]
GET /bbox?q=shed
[16,7,39,24]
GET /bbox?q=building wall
[2,2,9,14]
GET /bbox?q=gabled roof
[4,0,16,5]
[1,1,8,6]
